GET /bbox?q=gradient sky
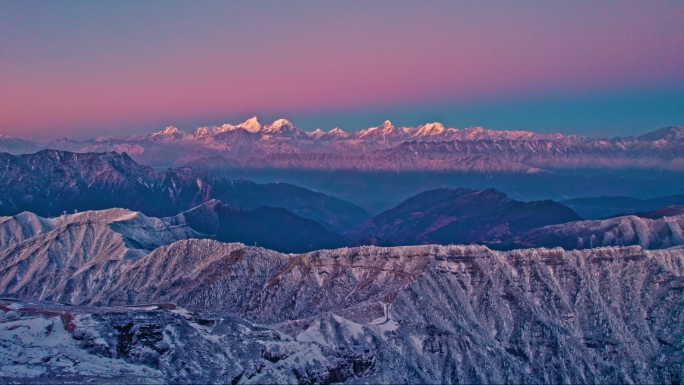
[1,1,683,141]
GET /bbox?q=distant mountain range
[346,187,582,245]
[345,186,684,251]
[2,118,683,172]
[0,149,369,233]
[2,119,683,212]
[4,148,684,253]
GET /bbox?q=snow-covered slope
[0,208,207,303]
[1,242,684,383]
[493,210,684,250]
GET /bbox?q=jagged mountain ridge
[1,241,683,383]
[186,152,546,174]
[0,200,346,294]
[488,207,684,251]
[346,187,582,245]
[3,118,682,171]
[0,149,370,232]
[186,124,684,172]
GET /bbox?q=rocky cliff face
[1,242,683,384]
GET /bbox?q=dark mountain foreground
[1,241,683,384]
[346,187,581,245]
[0,149,369,232]
[189,166,684,214]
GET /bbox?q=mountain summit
[238,116,263,133]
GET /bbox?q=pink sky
[1,1,683,140]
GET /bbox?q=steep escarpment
[1,243,683,384]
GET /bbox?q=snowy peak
[306,128,326,139]
[413,122,446,137]
[192,117,300,137]
[160,126,182,136]
[318,127,349,141]
[192,124,238,138]
[357,120,396,139]
[379,120,394,132]
[261,119,304,138]
[152,126,186,140]
[328,127,347,135]
[192,117,262,138]
[263,118,293,132]
[238,117,263,133]
[638,126,684,142]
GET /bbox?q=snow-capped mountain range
[2,117,682,171]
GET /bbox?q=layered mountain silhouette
[178,200,347,252]
[0,149,369,232]
[346,187,582,245]
[3,120,683,213]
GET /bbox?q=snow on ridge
[306,129,326,139]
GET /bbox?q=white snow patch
[332,313,365,338]
[410,334,424,350]
[296,320,332,347]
